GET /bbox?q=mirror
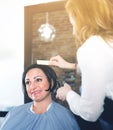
[24,1,80,104]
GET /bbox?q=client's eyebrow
[33,76,43,79]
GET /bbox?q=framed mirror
[24,1,80,104]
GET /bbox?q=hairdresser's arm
[66,38,108,122]
[57,37,111,122]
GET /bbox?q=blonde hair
[65,0,113,47]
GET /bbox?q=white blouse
[66,36,113,122]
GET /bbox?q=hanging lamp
[38,12,56,42]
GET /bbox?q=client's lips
[31,89,41,96]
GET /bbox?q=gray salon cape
[0,101,80,130]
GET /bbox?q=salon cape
[0,101,80,130]
[66,35,113,122]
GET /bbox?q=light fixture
[38,12,56,42]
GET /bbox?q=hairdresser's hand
[49,55,68,68]
[49,55,76,69]
[56,83,72,101]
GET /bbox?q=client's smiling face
[25,68,51,102]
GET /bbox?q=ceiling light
[38,12,56,42]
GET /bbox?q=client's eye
[25,81,30,85]
[36,78,42,82]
